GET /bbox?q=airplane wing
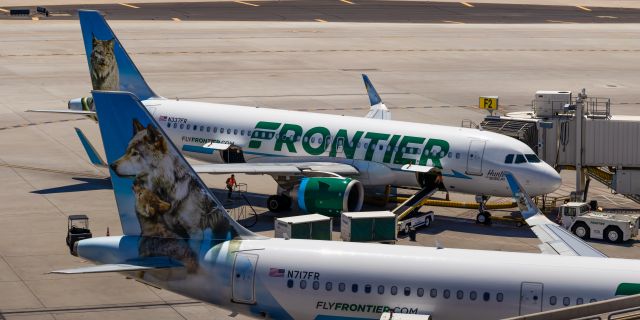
[74,128,359,176]
[362,74,391,120]
[27,109,96,115]
[192,162,359,176]
[505,172,607,258]
[51,257,183,274]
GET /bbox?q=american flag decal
[159,116,167,121]
[269,268,285,277]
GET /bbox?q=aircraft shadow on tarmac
[31,177,112,194]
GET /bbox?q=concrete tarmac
[3,1,640,23]
[1,20,640,319]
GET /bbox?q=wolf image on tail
[90,36,119,91]
[110,119,236,272]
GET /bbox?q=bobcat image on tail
[90,36,119,91]
[110,119,236,273]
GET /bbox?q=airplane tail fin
[92,90,256,240]
[79,10,159,100]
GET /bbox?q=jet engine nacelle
[68,96,94,111]
[294,177,364,216]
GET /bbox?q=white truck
[558,202,640,243]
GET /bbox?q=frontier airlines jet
[54,90,640,320]
[32,11,561,217]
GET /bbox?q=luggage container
[274,214,332,240]
[341,211,396,243]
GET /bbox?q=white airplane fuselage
[79,236,640,320]
[144,99,561,197]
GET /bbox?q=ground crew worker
[226,174,237,200]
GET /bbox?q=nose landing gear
[475,195,492,225]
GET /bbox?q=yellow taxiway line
[460,2,474,8]
[576,5,592,12]
[315,18,328,22]
[234,0,260,7]
[119,3,140,8]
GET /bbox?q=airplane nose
[542,166,562,194]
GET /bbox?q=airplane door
[519,282,544,315]
[232,253,259,304]
[466,140,486,176]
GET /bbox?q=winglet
[505,172,539,220]
[75,128,107,167]
[362,74,382,106]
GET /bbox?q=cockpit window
[515,154,527,164]
[525,154,541,163]
[504,154,514,164]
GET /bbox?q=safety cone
[106,227,110,236]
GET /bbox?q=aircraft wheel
[267,195,283,212]
[280,195,292,210]
[476,211,491,225]
[605,226,623,243]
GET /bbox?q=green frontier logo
[249,121,449,168]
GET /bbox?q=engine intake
[296,177,364,216]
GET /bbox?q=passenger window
[525,154,541,163]
[448,152,452,158]
[287,279,294,288]
[497,292,503,302]
[194,125,198,131]
[365,284,371,294]
[576,298,583,305]
[247,130,251,137]
[378,285,385,295]
[199,126,203,131]
[391,286,398,296]
[338,283,345,292]
[440,151,445,157]
[515,154,527,164]
[300,280,307,289]
[325,282,333,291]
[550,296,557,305]
[563,297,570,306]
[483,292,490,301]
[455,153,460,159]
[213,127,217,133]
[364,143,369,149]
[404,287,411,296]
[187,124,191,130]
[206,126,210,132]
[470,291,477,301]
[313,281,319,290]
[173,123,177,128]
[234,129,238,135]
[456,290,464,300]
[318,138,323,144]
[220,127,224,133]
[589,298,597,303]
[430,289,437,298]
[227,129,231,134]
[180,124,184,129]
[311,137,316,143]
[241,130,245,136]
[379,144,384,151]
[352,284,358,293]
[417,288,424,297]
[443,289,450,299]
[166,122,171,128]
[504,154,514,164]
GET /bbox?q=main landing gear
[267,194,292,212]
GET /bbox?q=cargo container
[341,211,396,243]
[274,214,332,240]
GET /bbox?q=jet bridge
[479,89,640,204]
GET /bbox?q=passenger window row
[167,122,251,137]
[549,295,596,307]
[286,279,503,302]
[504,153,541,164]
